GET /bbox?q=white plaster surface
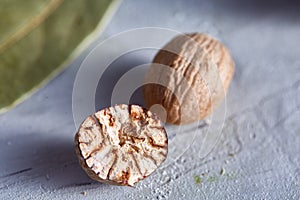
[0,0,299,199]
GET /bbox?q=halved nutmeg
[75,104,168,186]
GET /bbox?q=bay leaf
[0,0,120,113]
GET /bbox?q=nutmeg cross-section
[75,104,168,186]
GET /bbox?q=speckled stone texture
[0,0,299,199]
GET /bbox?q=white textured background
[0,0,299,199]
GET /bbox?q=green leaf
[0,0,120,113]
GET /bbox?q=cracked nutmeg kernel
[75,104,168,186]
[143,33,235,125]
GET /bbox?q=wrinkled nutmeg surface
[143,33,235,124]
[75,104,168,186]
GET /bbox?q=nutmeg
[75,104,168,186]
[143,33,234,124]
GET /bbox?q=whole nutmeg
[143,33,234,125]
[75,104,168,186]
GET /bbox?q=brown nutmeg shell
[143,33,234,125]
